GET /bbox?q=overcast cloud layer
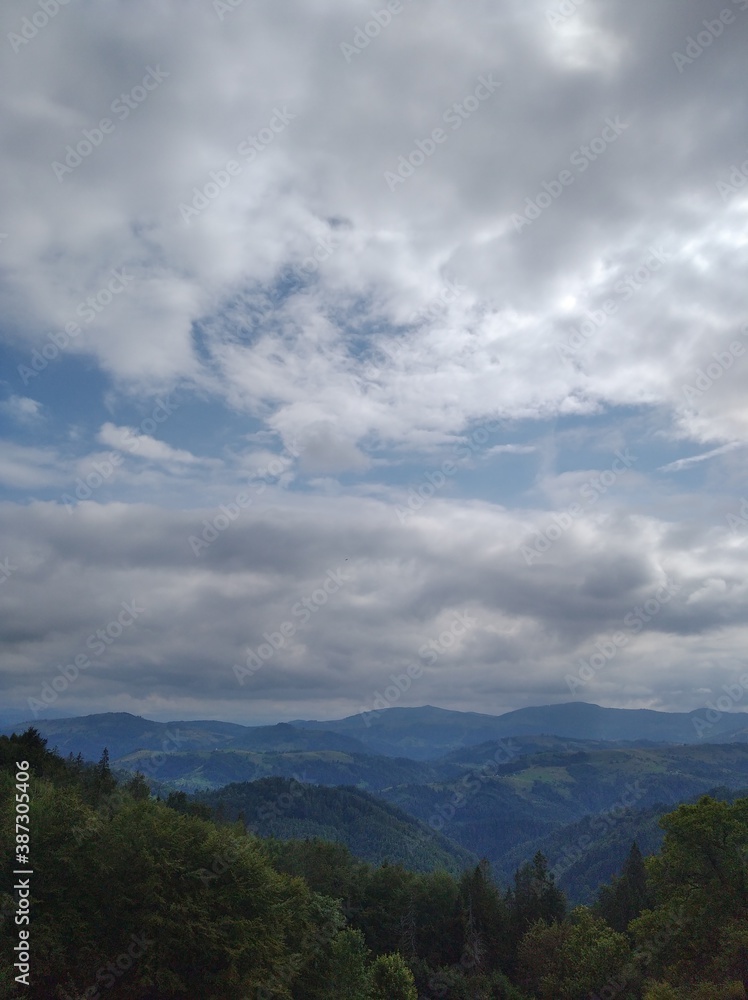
[1,0,747,724]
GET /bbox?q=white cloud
[0,395,43,425]
[97,423,205,465]
[0,0,746,454]
[659,442,745,473]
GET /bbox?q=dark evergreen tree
[506,851,566,968]
[509,852,565,928]
[596,841,651,933]
[459,858,510,973]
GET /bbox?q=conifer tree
[596,841,651,933]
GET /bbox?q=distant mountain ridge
[6,701,748,762]
[293,701,748,756]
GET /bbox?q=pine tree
[596,841,651,933]
[460,858,510,973]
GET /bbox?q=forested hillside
[180,777,478,873]
[3,728,748,998]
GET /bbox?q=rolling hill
[191,777,478,874]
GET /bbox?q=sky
[1,0,747,726]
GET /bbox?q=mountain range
[8,701,748,903]
[8,700,748,762]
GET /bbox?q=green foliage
[516,907,632,999]
[324,928,373,999]
[460,858,510,972]
[631,796,748,989]
[596,840,652,932]
[196,777,476,873]
[6,730,748,1000]
[369,952,418,999]
[643,983,746,999]
[506,850,565,964]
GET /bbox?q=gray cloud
[1,0,747,722]
[0,499,745,722]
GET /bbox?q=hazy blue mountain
[10,702,748,764]
[1,713,371,761]
[290,702,748,757]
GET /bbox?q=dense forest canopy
[2,728,748,998]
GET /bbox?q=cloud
[1,0,747,721]
[0,0,746,450]
[0,498,746,722]
[659,441,745,473]
[97,422,205,465]
[0,443,64,489]
[0,395,43,425]
[486,444,537,457]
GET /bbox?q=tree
[460,858,510,973]
[326,928,373,999]
[369,952,418,1000]
[597,841,651,933]
[516,907,632,1000]
[631,796,748,992]
[125,772,150,801]
[507,851,566,964]
[92,745,117,799]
